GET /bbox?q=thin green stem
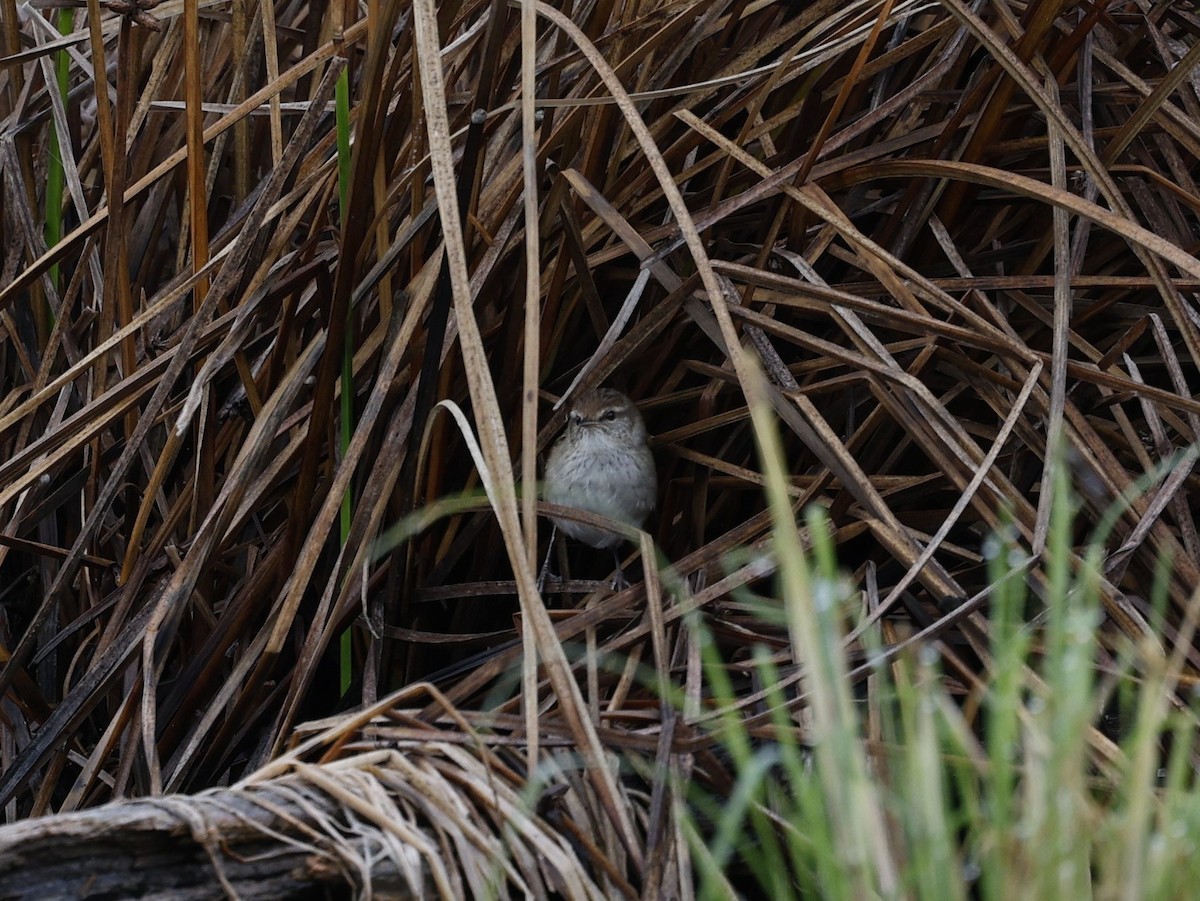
[45,8,73,313]
[336,64,354,696]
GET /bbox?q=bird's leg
[609,546,630,591]
[537,525,559,593]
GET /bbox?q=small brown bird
[542,388,657,589]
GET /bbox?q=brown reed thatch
[0,685,639,898]
[3,0,1200,890]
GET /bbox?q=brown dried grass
[3,0,1200,890]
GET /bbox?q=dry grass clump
[3,0,1200,890]
[1,683,649,897]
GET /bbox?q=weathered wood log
[0,776,415,900]
[0,744,618,900]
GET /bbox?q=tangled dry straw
[1,685,642,897]
[3,0,1200,892]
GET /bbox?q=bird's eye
[569,412,582,424]
[603,409,617,421]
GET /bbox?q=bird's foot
[538,527,559,593]
[609,549,630,591]
[609,572,630,591]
